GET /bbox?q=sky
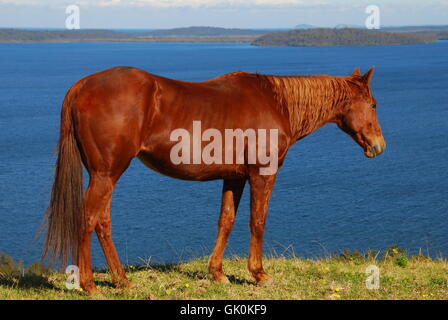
[0,0,447,29]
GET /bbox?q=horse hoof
[256,274,273,287]
[83,285,102,296]
[115,279,137,289]
[126,280,138,289]
[217,276,231,284]
[211,273,231,284]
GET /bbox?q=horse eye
[372,104,377,109]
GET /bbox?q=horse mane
[260,74,358,139]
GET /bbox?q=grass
[1,250,447,300]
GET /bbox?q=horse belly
[136,150,246,181]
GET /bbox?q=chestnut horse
[43,66,385,294]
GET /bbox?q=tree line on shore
[251,28,440,47]
[0,26,446,46]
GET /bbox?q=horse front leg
[209,178,246,283]
[248,172,276,286]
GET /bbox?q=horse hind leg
[94,177,133,289]
[78,174,111,294]
[74,101,143,292]
[209,178,246,283]
[78,170,131,293]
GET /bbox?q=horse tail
[42,84,84,268]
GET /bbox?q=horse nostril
[373,144,382,156]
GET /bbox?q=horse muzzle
[365,137,386,158]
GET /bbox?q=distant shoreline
[0,36,259,44]
[3,39,447,46]
[0,26,447,46]
[252,28,440,47]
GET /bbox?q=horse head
[335,67,386,158]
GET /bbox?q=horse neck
[263,74,353,141]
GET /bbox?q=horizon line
[1,24,448,30]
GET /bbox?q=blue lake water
[0,41,447,267]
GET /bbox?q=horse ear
[362,66,375,83]
[352,67,361,77]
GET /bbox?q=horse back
[69,66,291,179]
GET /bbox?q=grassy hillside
[252,28,438,47]
[1,249,447,300]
